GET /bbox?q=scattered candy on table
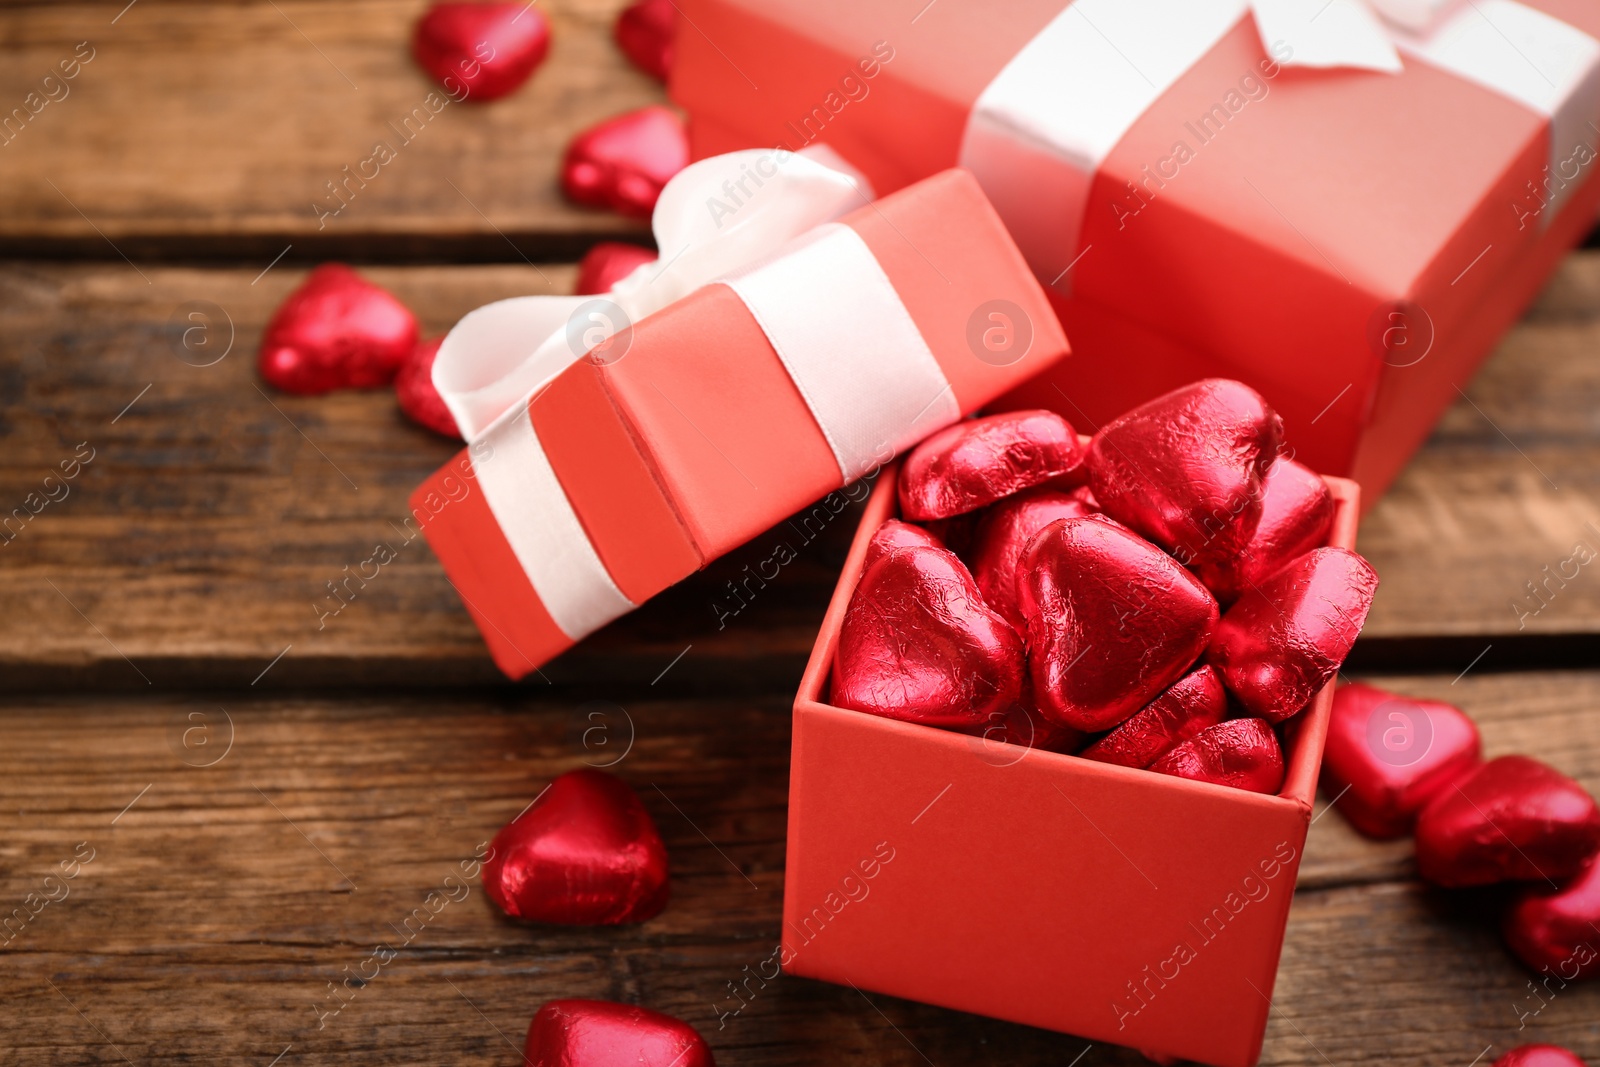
[524,999,714,1067]
[1504,855,1600,980]
[1493,1047,1590,1067]
[614,0,674,82]
[561,105,689,219]
[412,1,551,101]
[257,264,418,394]
[394,336,461,438]
[481,769,670,925]
[574,240,657,295]
[1415,755,1600,889]
[1321,682,1482,839]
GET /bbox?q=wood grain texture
[5,256,1600,687]
[0,262,871,691]
[0,0,656,254]
[1359,254,1600,644]
[1,671,1595,1066]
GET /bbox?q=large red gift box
[672,0,1600,504]
[782,463,1360,1067]
[412,166,1068,678]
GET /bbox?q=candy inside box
[782,459,1360,1067]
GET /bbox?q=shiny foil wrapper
[562,105,689,219]
[525,999,714,1067]
[899,410,1084,521]
[395,337,462,439]
[863,518,945,572]
[1196,457,1334,603]
[1492,1047,1589,1067]
[831,544,1024,729]
[1415,756,1600,888]
[482,769,670,924]
[1081,665,1228,770]
[412,1,551,101]
[615,0,675,82]
[575,241,658,295]
[1150,717,1285,795]
[1088,379,1282,568]
[258,264,418,395]
[1322,682,1481,839]
[971,487,1095,631]
[1019,516,1218,732]
[1208,547,1377,723]
[1504,857,1600,981]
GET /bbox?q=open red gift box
[782,460,1361,1067]
[673,0,1600,506]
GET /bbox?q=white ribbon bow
[1252,0,1456,72]
[433,145,874,442]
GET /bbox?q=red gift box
[413,165,1069,678]
[782,462,1361,1067]
[672,0,1600,506]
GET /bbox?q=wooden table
[3,3,1599,1064]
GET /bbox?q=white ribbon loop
[434,146,874,442]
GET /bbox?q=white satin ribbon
[959,0,1248,283]
[961,0,1600,284]
[437,147,959,643]
[473,404,635,641]
[720,223,960,482]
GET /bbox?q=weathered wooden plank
[6,256,1600,688]
[1,672,1596,1065]
[0,0,656,254]
[0,262,863,690]
[1359,254,1600,644]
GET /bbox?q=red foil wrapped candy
[1493,1047,1589,1067]
[831,545,1023,729]
[1150,717,1286,795]
[614,0,674,82]
[971,487,1095,630]
[1415,755,1600,888]
[412,2,551,101]
[575,241,657,295]
[1195,457,1334,602]
[1208,547,1378,723]
[525,999,714,1067]
[1081,665,1228,770]
[898,410,1084,521]
[394,336,461,439]
[258,264,418,395]
[482,769,669,924]
[1019,515,1218,732]
[982,688,1085,757]
[1321,682,1481,839]
[1087,379,1283,568]
[562,105,689,219]
[1504,857,1600,980]
[862,518,944,571]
